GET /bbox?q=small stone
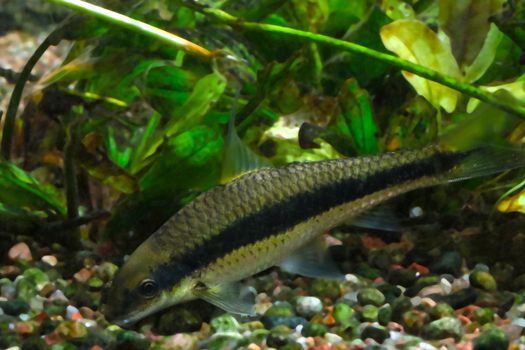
[422,316,464,341]
[73,268,92,283]
[430,251,462,276]
[56,320,88,339]
[402,309,429,334]
[357,288,385,306]
[79,306,95,319]
[208,332,243,350]
[430,303,455,319]
[66,305,82,321]
[295,296,323,318]
[265,302,295,318]
[361,325,388,343]
[87,277,104,291]
[361,305,379,322]
[38,282,55,297]
[41,255,58,267]
[388,268,417,287]
[15,321,34,334]
[333,303,354,326]
[324,332,343,345]
[115,330,151,350]
[0,265,21,279]
[266,325,291,348]
[0,299,30,316]
[473,328,509,350]
[261,316,308,329]
[302,322,328,337]
[8,242,32,262]
[210,313,240,332]
[470,271,497,291]
[23,268,49,291]
[378,305,392,325]
[310,279,340,299]
[472,307,494,325]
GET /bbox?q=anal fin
[278,239,345,280]
[194,281,256,316]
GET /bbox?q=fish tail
[437,94,525,182]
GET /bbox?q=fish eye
[138,279,159,298]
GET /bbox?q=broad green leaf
[142,72,227,159]
[0,161,65,216]
[467,79,525,113]
[439,0,506,68]
[337,79,379,155]
[463,24,504,83]
[380,19,462,112]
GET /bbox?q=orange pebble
[409,262,429,274]
[323,313,336,327]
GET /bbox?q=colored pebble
[357,288,385,306]
[8,242,32,262]
[473,327,509,350]
[422,316,464,340]
[470,270,497,291]
[361,325,388,343]
[295,296,323,318]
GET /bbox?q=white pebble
[324,332,342,344]
[409,206,424,218]
[66,305,80,320]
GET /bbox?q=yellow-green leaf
[497,188,525,214]
[467,80,525,113]
[439,0,506,68]
[380,19,461,112]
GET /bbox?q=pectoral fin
[278,239,345,280]
[193,281,256,316]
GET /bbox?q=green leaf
[0,161,65,216]
[439,0,506,68]
[142,72,227,160]
[337,79,379,155]
[380,19,461,112]
[467,79,525,113]
[463,24,504,83]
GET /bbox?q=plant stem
[190,4,525,120]
[47,0,214,58]
[1,34,55,160]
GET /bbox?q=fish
[103,101,525,327]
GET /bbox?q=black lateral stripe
[152,151,467,289]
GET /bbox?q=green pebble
[430,303,455,319]
[378,305,392,325]
[423,316,464,341]
[265,304,295,318]
[361,325,388,343]
[15,278,36,301]
[473,308,494,325]
[208,333,244,350]
[361,305,378,322]
[470,271,497,291]
[357,288,385,306]
[0,299,30,316]
[87,277,104,291]
[22,268,49,290]
[302,323,328,337]
[279,342,303,350]
[267,326,291,348]
[402,309,429,333]
[473,328,508,350]
[210,314,240,332]
[116,330,151,350]
[310,279,340,299]
[333,303,354,326]
[355,264,382,280]
[391,296,412,322]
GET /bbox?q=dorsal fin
[220,89,271,184]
